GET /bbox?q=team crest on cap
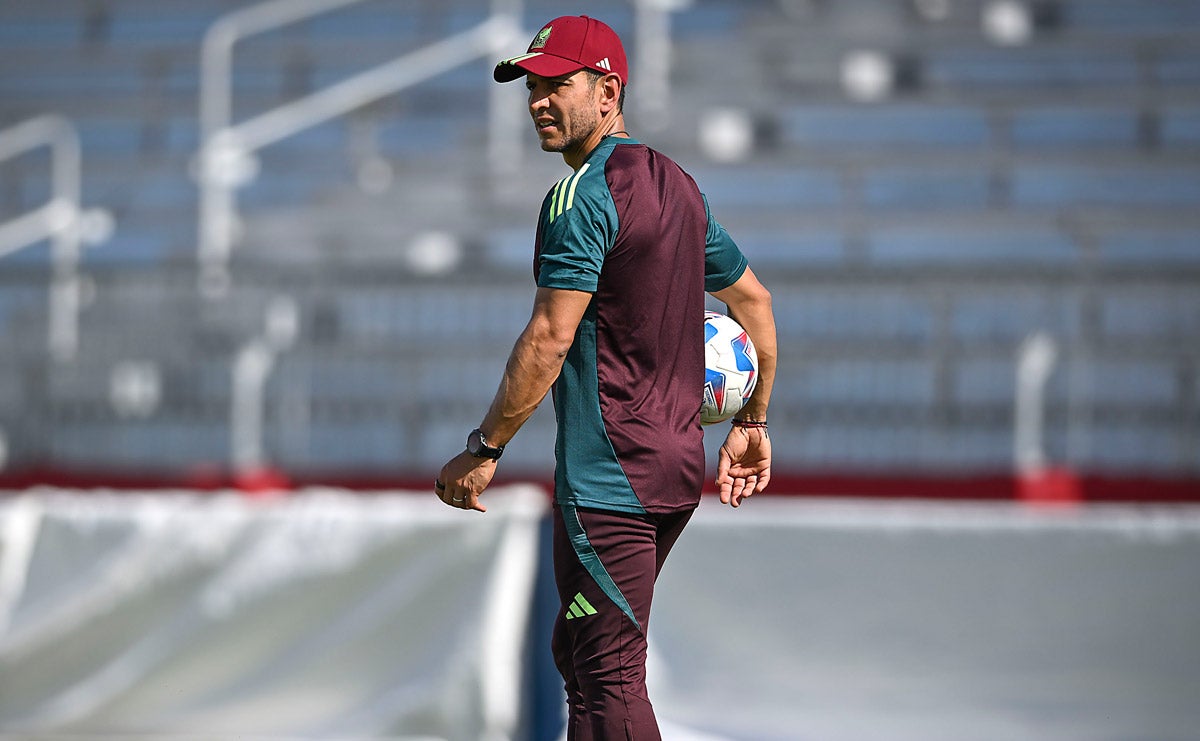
[531,26,552,49]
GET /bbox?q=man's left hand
[716,425,772,508]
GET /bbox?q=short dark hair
[583,68,625,113]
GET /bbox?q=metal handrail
[0,115,110,362]
[1014,331,1059,475]
[231,295,299,478]
[194,0,526,296]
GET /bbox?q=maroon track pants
[551,503,694,741]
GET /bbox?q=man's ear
[599,74,622,113]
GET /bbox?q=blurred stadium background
[2,0,1199,739]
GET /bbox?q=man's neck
[563,114,629,171]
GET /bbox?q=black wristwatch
[466,428,504,460]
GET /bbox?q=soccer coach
[436,15,777,739]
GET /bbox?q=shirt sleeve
[536,167,618,293]
[702,194,749,292]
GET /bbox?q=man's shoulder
[542,160,616,225]
[606,139,692,178]
[602,140,701,205]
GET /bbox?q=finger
[736,475,758,506]
[719,477,733,505]
[440,481,468,509]
[716,452,732,488]
[729,477,747,507]
[436,474,463,509]
[754,469,771,493]
[455,487,484,513]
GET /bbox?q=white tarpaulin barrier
[5,490,1200,741]
[647,498,1200,741]
[0,486,547,740]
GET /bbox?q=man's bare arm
[437,287,591,511]
[710,267,776,506]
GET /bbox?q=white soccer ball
[702,311,759,425]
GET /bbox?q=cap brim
[493,52,586,83]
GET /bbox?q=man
[436,15,776,740]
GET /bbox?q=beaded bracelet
[731,419,768,429]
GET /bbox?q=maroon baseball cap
[494,15,628,85]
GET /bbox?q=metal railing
[1014,331,1058,475]
[3,259,1196,477]
[193,0,527,297]
[0,115,111,362]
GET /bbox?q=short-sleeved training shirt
[534,136,747,514]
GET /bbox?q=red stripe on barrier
[0,466,1197,502]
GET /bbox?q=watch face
[467,429,501,459]
[467,430,484,456]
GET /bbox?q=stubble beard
[541,130,584,155]
[539,108,600,158]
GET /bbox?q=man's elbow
[547,334,575,360]
[750,283,773,310]
[525,318,576,360]
[733,281,773,317]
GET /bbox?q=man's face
[526,70,602,156]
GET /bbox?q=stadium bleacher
[1,0,1198,483]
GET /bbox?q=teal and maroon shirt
[534,136,747,514]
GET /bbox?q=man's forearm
[476,287,591,447]
[729,297,776,422]
[712,267,776,422]
[479,325,569,446]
